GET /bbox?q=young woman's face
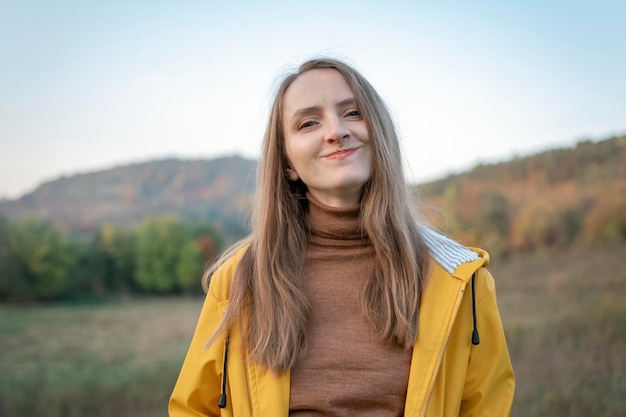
[282,69,372,208]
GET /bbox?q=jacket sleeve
[168,273,230,417]
[459,267,515,417]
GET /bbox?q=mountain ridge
[0,155,256,240]
[1,134,624,247]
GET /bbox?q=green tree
[86,225,137,294]
[176,240,202,293]
[135,216,189,293]
[0,216,29,300]
[1,218,80,300]
[177,222,225,294]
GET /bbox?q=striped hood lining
[418,223,483,346]
[417,223,479,275]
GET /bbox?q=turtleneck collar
[305,192,369,246]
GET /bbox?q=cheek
[283,138,295,163]
[284,138,311,166]
[284,139,304,173]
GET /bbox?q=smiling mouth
[325,148,357,160]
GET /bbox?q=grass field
[0,298,202,417]
[490,243,626,416]
[1,243,625,416]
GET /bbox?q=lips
[324,148,357,160]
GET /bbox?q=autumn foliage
[417,135,626,257]
[1,135,624,301]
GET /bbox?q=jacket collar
[418,223,487,281]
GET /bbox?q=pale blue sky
[1,0,624,198]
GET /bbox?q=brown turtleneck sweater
[289,194,412,416]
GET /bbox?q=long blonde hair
[204,58,429,372]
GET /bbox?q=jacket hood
[418,224,489,281]
[418,224,489,347]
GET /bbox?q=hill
[0,134,624,302]
[416,134,626,254]
[0,156,256,240]
[1,134,624,251]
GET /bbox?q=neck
[307,188,362,208]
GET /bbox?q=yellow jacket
[169,227,515,416]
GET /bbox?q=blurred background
[0,1,624,416]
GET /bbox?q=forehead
[282,69,354,112]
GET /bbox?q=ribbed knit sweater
[289,194,412,416]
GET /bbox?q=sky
[1,0,625,199]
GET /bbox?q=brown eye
[299,121,316,130]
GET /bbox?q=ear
[286,167,299,181]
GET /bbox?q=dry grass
[0,243,624,416]
[490,243,626,417]
[0,297,202,417]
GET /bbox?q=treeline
[418,135,626,256]
[0,215,225,302]
[423,183,626,257]
[2,136,624,300]
[0,156,255,242]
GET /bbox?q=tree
[584,195,626,243]
[176,240,203,293]
[135,216,189,293]
[0,216,29,300]
[1,218,80,300]
[85,225,137,294]
[473,190,512,256]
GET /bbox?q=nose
[324,115,350,143]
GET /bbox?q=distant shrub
[584,194,626,243]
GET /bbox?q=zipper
[240,320,255,417]
[243,355,255,417]
[420,285,466,417]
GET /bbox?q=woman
[169,58,515,416]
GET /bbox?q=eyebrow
[288,97,358,126]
